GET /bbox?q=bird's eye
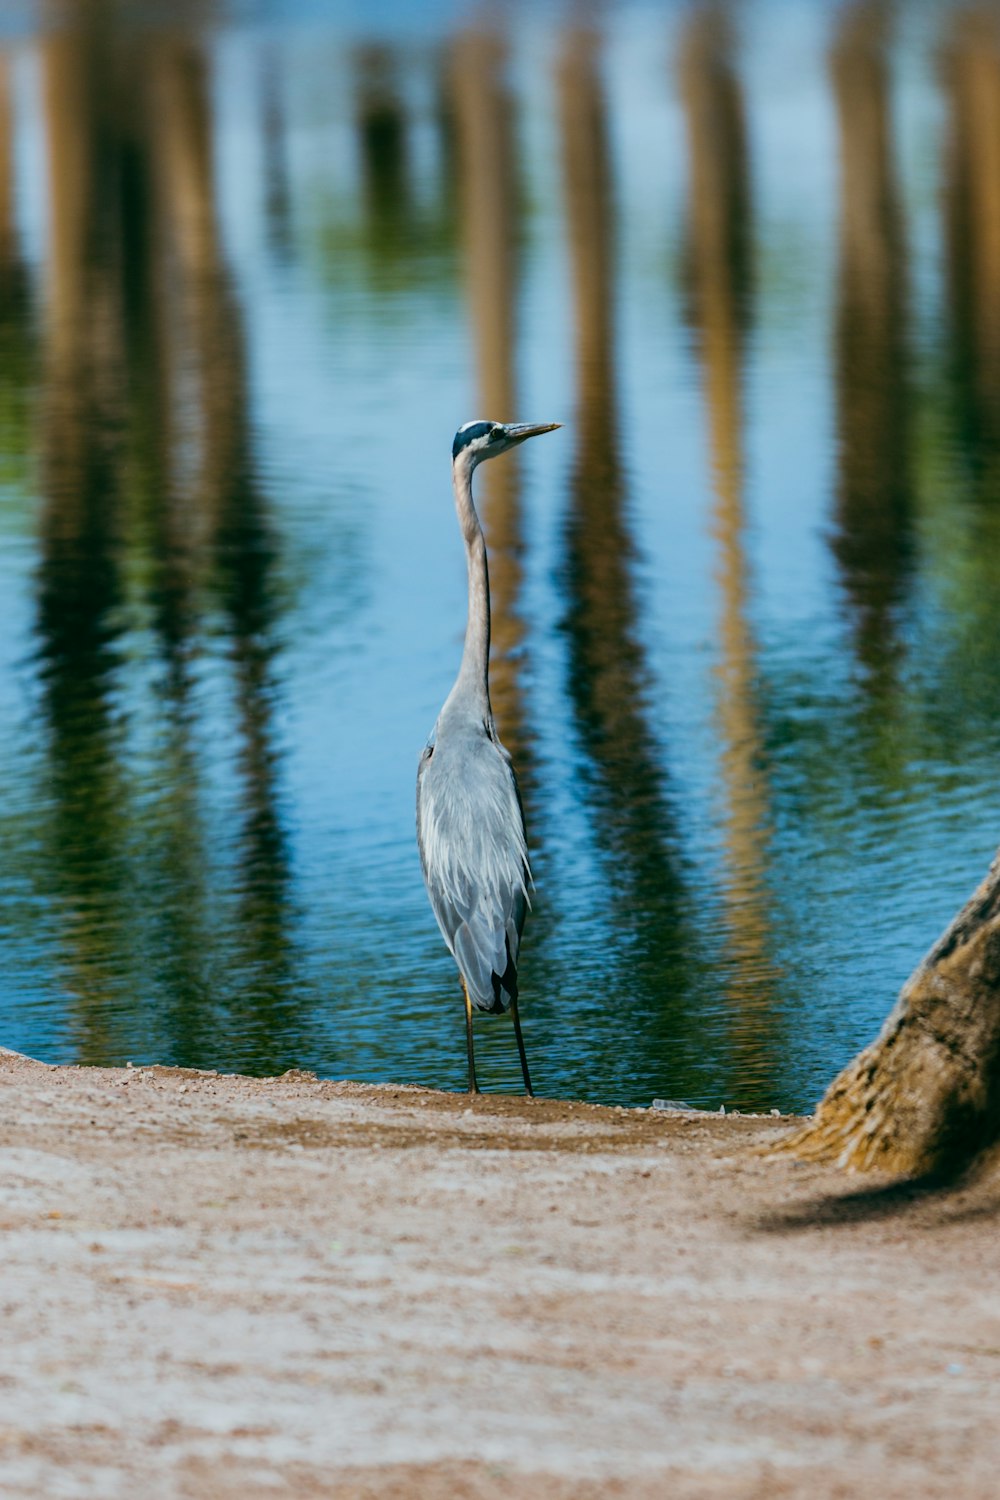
[491,426,505,442]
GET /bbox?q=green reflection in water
[33,20,305,1072]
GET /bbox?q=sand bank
[1,1047,997,1498]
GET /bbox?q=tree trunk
[781,850,1000,1176]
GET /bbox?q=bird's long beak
[503,422,562,443]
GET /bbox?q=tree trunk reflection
[559,28,690,1084]
[450,28,528,768]
[35,17,298,1070]
[679,6,782,1097]
[830,0,913,687]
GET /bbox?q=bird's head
[452,419,561,469]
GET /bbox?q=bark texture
[781,850,1000,1176]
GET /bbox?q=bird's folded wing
[417,752,529,1007]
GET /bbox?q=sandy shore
[1,1046,998,1498]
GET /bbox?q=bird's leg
[462,979,480,1094]
[510,995,534,1097]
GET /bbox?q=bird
[416,418,561,1095]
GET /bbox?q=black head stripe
[452,421,494,458]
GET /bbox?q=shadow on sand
[752,1152,1000,1233]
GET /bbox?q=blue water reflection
[0,2,997,1112]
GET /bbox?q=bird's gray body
[416,417,559,1090]
[417,699,529,1013]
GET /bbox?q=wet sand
[1,1045,998,1498]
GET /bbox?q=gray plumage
[417,704,529,1013]
[416,418,560,1092]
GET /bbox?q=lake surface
[0,0,998,1111]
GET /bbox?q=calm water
[0,0,998,1111]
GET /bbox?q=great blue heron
[416,418,561,1094]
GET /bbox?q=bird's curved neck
[452,458,492,717]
